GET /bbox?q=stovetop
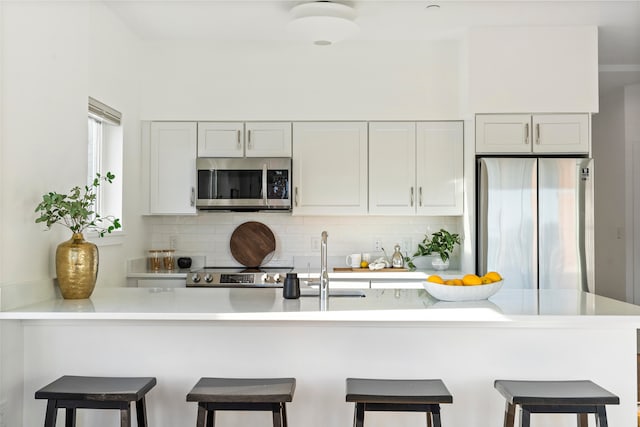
[186,266,295,288]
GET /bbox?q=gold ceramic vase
[55,233,98,299]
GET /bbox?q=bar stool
[494,379,620,427]
[34,375,157,427]
[345,378,453,427]
[186,377,296,427]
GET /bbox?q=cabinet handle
[190,187,195,207]
[536,123,540,144]
[419,187,423,207]
[410,187,414,207]
[237,130,241,149]
[295,187,299,207]
[247,130,252,149]
[524,123,529,144]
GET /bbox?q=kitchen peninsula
[1,286,639,426]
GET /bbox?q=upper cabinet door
[475,114,532,154]
[245,122,292,157]
[532,114,589,154]
[292,122,368,215]
[198,122,244,157]
[368,122,416,215]
[149,122,197,215]
[416,122,464,215]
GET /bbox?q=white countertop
[3,287,640,326]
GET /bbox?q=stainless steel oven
[196,158,291,211]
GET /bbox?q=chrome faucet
[320,231,329,308]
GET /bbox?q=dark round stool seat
[346,378,453,427]
[494,379,620,427]
[186,377,296,427]
[35,375,157,427]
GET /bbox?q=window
[88,97,123,239]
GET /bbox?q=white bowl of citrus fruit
[423,272,503,302]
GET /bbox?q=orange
[485,271,502,282]
[462,274,482,286]
[444,279,456,286]
[427,275,444,284]
[451,279,464,286]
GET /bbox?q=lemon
[427,275,444,284]
[360,260,369,268]
[485,271,502,282]
[462,274,482,286]
[481,277,493,284]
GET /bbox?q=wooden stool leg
[577,413,589,427]
[119,403,131,427]
[426,412,433,427]
[519,407,531,427]
[206,409,215,427]
[431,407,442,427]
[595,406,608,427]
[136,396,148,427]
[65,408,75,427]
[281,403,289,427]
[354,403,365,427]
[272,403,282,427]
[44,400,58,427]
[503,401,516,427]
[195,404,206,427]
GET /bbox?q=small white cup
[346,253,362,268]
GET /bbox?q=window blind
[88,97,122,126]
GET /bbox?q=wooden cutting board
[230,221,276,268]
[334,267,409,272]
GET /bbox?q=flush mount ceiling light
[287,1,359,46]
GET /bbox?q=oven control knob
[261,273,269,283]
[274,273,282,283]
[204,274,213,283]
[190,274,201,283]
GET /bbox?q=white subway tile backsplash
[144,213,462,269]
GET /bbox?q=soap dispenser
[391,244,404,268]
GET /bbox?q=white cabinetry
[476,114,589,154]
[149,122,197,215]
[292,122,368,215]
[198,122,292,157]
[369,122,416,215]
[416,122,464,215]
[369,121,463,216]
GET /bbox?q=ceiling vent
[288,1,359,46]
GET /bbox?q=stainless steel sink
[299,287,365,298]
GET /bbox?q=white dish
[423,280,503,302]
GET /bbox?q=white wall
[625,84,640,304]
[1,2,90,287]
[593,89,627,301]
[467,26,599,113]
[0,2,143,289]
[139,40,460,120]
[87,2,145,287]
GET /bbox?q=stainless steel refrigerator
[477,157,594,291]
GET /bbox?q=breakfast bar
[1,287,639,427]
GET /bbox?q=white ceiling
[105,0,640,93]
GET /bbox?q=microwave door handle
[262,163,268,206]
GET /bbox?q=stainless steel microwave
[196,158,291,211]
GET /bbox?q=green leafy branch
[403,228,461,270]
[35,172,121,237]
